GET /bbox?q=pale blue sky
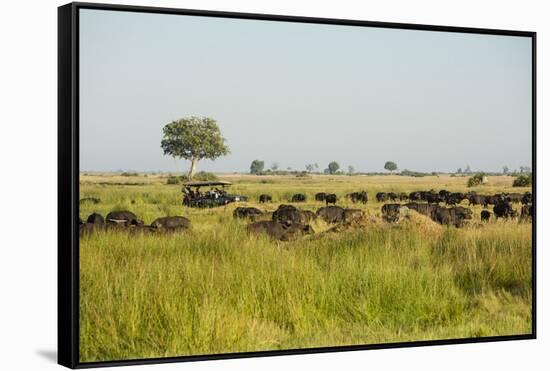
[79,9,532,173]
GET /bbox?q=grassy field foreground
[79,174,532,362]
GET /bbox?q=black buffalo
[247,220,314,241]
[347,191,368,204]
[387,192,399,202]
[315,192,327,202]
[405,203,438,218]
[381,203,403,222]
[522,192,532,205]
[480,210,491,222]
[316,206,362,224]
[233,207,264,219]
[316,206,345,224]
[493,202,517,219]
[408,191,422,201]
[105,210,140,226]
[259,194,272,203]
[446,192,465,206]
[151,216,191,231]
[432,206,472,227]
[486,195,504,206]
[424,192,441,204]
[376,192,388,202]
[291,193,307,202]
[79,213,106,235]
[325,193,338,205]
[504,193,523,203]
[86,213,104,224]
[273,204,313,224]
[467,194,487,207]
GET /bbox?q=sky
[79,9,532,173]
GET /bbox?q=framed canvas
[58,2,536,368]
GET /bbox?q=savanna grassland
[79,174,532,362]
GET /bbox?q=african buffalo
[446,193,465,206]
[504,193,523,203]
[151,216,191,230]
[381,203,403,222]
[431,206,472,227]
[105,210,140,226]
[424,192,441,204]
[468,194,487,207]
[233,207,264,219]
[347,191,368,204]
[387,192,399,202]
[405,203,438,218]
[493,202,517,219]
[481,210,491,222]
[291,193,306,202]
[315,192,327,201]
[376,192,388,202]
[522,192,532,205]
[86,213,104,224]
[325,193,338,205]
[273,204,313,224]
[409,191,422,201]
[259,194,272,203]
[247,220,314,241]
[316,206,345,224]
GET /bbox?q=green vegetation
[513,174,532,187]
[166,172,219,185]
[384,161,398,173]
[79,174,532,362]
[467,173,486,187]
[250,160,265,174]
[161,117,230,177]
[327,161,340,174]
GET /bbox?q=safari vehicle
[182,181,248,208]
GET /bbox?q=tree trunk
[188,158,198,178]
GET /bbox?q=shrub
[401,169,427,177]
[193,171,219,181]
[513,174,532,187]
[166,176,181,185]
[467,173,486,187]
[121,171,139,177]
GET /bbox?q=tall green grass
[79,175,532,362]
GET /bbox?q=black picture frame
[58,2,537,369]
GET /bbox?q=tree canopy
[384,161,398,173]
[250,160,265,174]
[327,161,340,174]
[161,117,229,177]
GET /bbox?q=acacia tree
[250,160,265,174]
[384,161,398,173]
[161,117,230,178]
[327,161,340,174]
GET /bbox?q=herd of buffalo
[79,210,191,235]
[79,188,533,241]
